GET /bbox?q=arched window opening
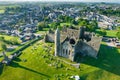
[66,49,67,55]
[63,49,65,54]
[69,38,76,44]
[69,50,70,55]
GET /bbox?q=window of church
[66,49,67,55]
[69,38,75,44]
[69,50,70,55]
[63,49,65,54]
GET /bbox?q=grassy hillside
[0,39,120,80]
[0,35,20,41]
[106,30,118,37]
[0,41,81,80]
[80,43,120,80]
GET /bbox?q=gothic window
[66,49,67,55]
[63,49,65,54]
[69,50,70,55]
[69,38,75,44]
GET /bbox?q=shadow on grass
[10,61,50,78]
[0,64,3,75]
[79,44,120,76]
[13,57,22,62]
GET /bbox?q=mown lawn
[0,39,120,80]
[0,35,20,42]
[95,29,118,37]
[106,30,118,37]
[60,23,73,26]
[36,28,49,34]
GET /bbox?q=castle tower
[55,28,60,56]
[79,26,85,40]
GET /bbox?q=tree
[77,19,89,26]
[64,16,73,23]
[86,21,98,32]
[10,38,20,45]
[86,25,95,32]
[50,22,60,30]
[72,19,78,25]
[78,19,98,32]
[0,36,5,41]
[100,29,107,36]
[90,20,98,28]
[58,15,64,22]
[37,21,48,31]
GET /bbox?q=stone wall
[61,40,75,61]
[44,34,54,43]
[75,40,98,58]
[87,36,102,52]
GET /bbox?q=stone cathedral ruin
[44,27,102,61]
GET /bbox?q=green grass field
[80,42,120,80]
[0,39,120,80]
[0,28,120,80]
[60,23,73,26]
[0,35,21,61]
[0,9,4,14]
[36,28,49,34]
[0,41,81,80]
[0,35,20,41]
[95,29,118,37]
[106,30,118,37]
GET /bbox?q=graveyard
[0,38,120,80]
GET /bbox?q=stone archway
[69,38,76,45]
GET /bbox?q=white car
[70,75,80,80]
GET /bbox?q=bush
[58,63,64,68]
[37,22,49,31]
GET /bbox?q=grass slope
[106,30,118,37]
[0,41,81,80]
[0,35,20,42]
[0,41,120,80]
[80,43,120,80]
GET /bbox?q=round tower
[55,28,60,56]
